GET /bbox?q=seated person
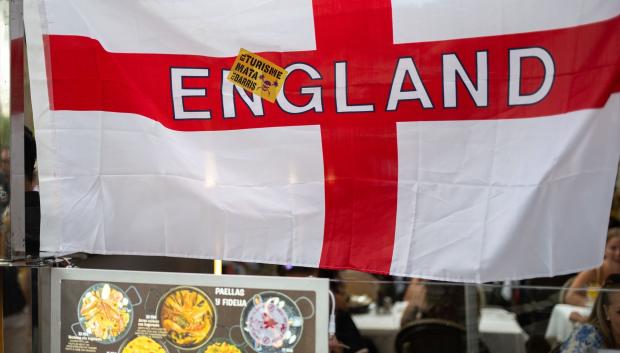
[338,270,380,303]
[278,267,370,353]
[401,280,467,327]
[328,278,370,353]
[560,273,620,352]
[566,228,620,317]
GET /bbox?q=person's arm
[400,301,421,327]
[568,312,588,323]
[565,270,595,307]
[403,278,426,309]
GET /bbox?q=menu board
[50,269,328,353]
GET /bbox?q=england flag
[25,0,620,281]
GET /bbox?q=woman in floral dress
[561,273,620,352]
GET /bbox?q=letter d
[508,47,555,106]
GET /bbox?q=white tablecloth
[352,303,528,353]
[351,302,405,353]
[545,304,592,344]
[479,307,529,353]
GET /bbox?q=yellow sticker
[227,48,288,103]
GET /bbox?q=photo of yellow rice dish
[79,283,131,342]
[160,287,214,348]
[204,342,242,353]
[121,336,166,353]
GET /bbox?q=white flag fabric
[25,0,620,282]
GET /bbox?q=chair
[558,276,576,304]
[394,319,490,353]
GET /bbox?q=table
[545,304,592,344]
[479,307,529,353]
[351,302,405,353]
[352,303,528,353]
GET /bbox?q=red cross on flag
[25,0,620,281]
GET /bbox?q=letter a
[387,58,433,111]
